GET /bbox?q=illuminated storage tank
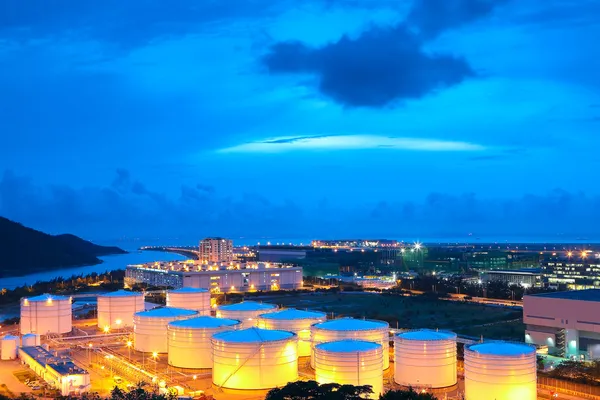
[1,335,19,360]
[133,307,197,353]
[166,287,211,315]
[167,316,241,369]
[394,329,457,388]
[216,301,277,328]
[311,318,390,369]
[211,327,298,390]
[257,308,326,357]
[314,340,383,399]
[21,333,41,347]
[20,294,72,335]
[464,342,537,400]
[97,290,145,330]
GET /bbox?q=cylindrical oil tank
[97,290,145,330]
[311,318,390,369]
[314,340,383,399]
[1,335,19,360]
[464,342,537,400]
[166,287,211,315]
[257,308,326,357]
[167,316,241,369]
[20,294,72,335]
[211,327,298,389]
[21,333,41,347]
[394,329,457,388]
[133,307,197,353]
[216,301,277,328]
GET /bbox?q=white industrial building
[125,261,303,292]
[133,307,198,353]
[97,290,145,330]
[166,287,211,315]
[211,327,298,390]
[464,342,536,400]
[257,308,326,356]
[1,335,19,360]
[216,301,277,329]
[20,294,72,335]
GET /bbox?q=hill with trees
[0,217,126,277]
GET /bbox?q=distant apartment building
[542,260,600,289]
[199,237,233,263]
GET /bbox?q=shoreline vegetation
[0,216,127,278]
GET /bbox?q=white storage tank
[314,340,383,399]
[311,318,390,369]
[211,327,298,390]
[133,307,197,353]
[20,294,72,335]
[217,301,277,328]
[21,333,41,347]
[257,308,326,357]
[464,342,537,400]
[1,335,19,360]
[97,290,145,330]
[167,316,241,369]
[166,287,211,315]
[394,329,457,388]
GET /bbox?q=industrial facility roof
[212,327,294,343]
[218,301,277,311]
[529,289,600,302]
[316,340,382,352]
[25,293,71,302]
[169,287,209,293]
[135,307,197,318]
[100,290,142,297]
[469,342,535,356]
[313,317,388,331]
[2,335,19,340]
[169,316,240,329]
[398,329,456,341]
[259,308,326,320]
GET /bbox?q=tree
[265,381,373,400]
[380,388,437,400]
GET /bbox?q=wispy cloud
[219,134,486,153]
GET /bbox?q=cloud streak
[219,134,486,153]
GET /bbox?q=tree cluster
[265,381,436,400]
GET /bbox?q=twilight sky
[1,0,600,242]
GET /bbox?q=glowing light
[115,319,122,326]
[103,326,110,333]
[414,242,422,250]
[152,351,158,359]
[126,341,132,348]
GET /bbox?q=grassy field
[254,292,524,341]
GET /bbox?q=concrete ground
[0,359,34,395]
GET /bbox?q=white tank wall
[257,314,326,357]
[21,333,41,347]
[134,310,197,353]
[314,341,383,399]
[311,319,390,369]
[394,331,457,388]
[212,332,298,389]
[167,319,241,369]
[97,292,145,329]
[464,343,537,400]
[1,336,19,360]
[20,296,72,335]
[217,304,277,329]
[166,290,211,315]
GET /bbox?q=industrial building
[125,261,303,291]
[480,268,542,287]
[18,346,90,396]
[542,260,600,289]
[257,245,310,262]
[199,237,233,263]
[524,289,600,358]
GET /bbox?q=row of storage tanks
[18,290,537,400]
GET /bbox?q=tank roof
[25,293,70,302]
[169,316,240,329]
[316,340,382,352]
[468,342,535,356]
[22,333,39,337]
[100,290,142,297]
[398,329,456,341]
[169,287,209,293]
[313,317,388,331]
[135,307,197,318]
[2,335,19,340]
[218,301,277,311]
[259,308,326,320]
[212,327,294,343]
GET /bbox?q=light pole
[126,341,132,361]
[152,352,158,374]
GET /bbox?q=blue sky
[1,0,599,241]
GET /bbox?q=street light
[103,326,110,334]
[152,352,158,374]
[126,341,132,360]
[116,319,122,330]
